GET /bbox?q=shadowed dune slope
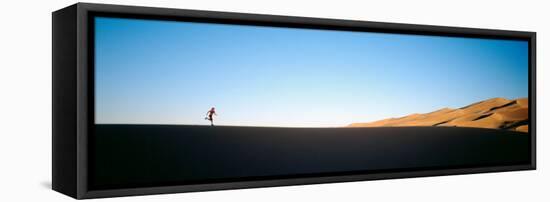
[92,125,530,189]
[348,98,529,133]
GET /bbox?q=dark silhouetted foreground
[91,125,530,189]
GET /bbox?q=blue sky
[94,17,528,127]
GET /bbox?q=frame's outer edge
[54,2,536,199]
[52,4,78,199]
[530,32,537,170]
[76,3,92,199]
[77,2,534,39]
[82,165,533,199]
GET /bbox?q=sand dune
[348,97,529,133]
[94,124,529,189]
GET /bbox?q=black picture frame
[52,2,536,199]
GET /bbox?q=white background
[0,0,547,201]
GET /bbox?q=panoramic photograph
[91,17,530,189]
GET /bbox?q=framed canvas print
[52,3,536,199]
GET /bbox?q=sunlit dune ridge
[348,97,529,133]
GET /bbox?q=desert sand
[348,97,529,133]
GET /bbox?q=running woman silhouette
[205,107,217,126]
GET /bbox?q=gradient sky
[94,17,528,127]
